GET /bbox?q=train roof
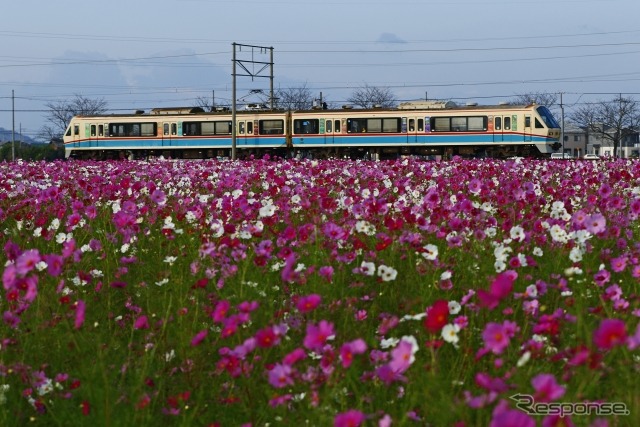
[72,102,540,119]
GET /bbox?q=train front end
[533,105,562,155]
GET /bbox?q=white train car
[63,101,561,159]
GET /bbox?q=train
[62,101,562,160]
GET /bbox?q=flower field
[1,156,639,426]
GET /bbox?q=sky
[1,0,640,141]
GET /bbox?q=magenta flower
[296,294,322,313]
[150,189,167,205]
[74,300,86,329]
[477,271,515,309]
[268,363,294,389]
[489,409,535,427]
[532,373,565,402]
[482,322,511,355]
[191,329,208,346]
[339,339,367,368]
[303,320,335,351]
[389,337,417,374]
[334,409,365,427]
[15,249,41,275]
[585,213,606,234]
[134,315,149,330]
[283,348,306,365]
[43,254,64,277]
[593,318,627,350]
[212,300,230,323]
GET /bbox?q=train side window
[451,117,467,132]
[525,116,531,127]
[247,122,253,134]
[164,123,170,136]
[98,125,104,136]
[238,122,245,134]
[294,119,319,134]
[409,119,415,132]
[417,119,424,132]
[335,120,341,133]
[535,118,544,129]
[90,125,96,137]
[433,117,450,132]
[504,117,511,130]
[326,120,332,133]
[74,125,80,136]
[171,124,177,135]
[495,117,501,130]
[259,120,284,135]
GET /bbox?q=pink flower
[283,348,307,365]
[478,271,515,309]
[43,254,64,277]
[334,409,365,427]
[339,339,367,368]
[585,213,606,234]
[303,320,335,351]
[212,300,230,323]
[268,363,294,388]
[191,330,208,346]
[150,189,166,205]
[593,318,627,350]
[532,373,565,402]
[74,300,86,329]
[489,409,535,427]
[482,322,511,355]
[15,249,41,275]
[255,326,280,348]
[134,315,149,330]
[296,294,322,313]
[389,338,417,374]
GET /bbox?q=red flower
[424,300,449,334]
[593,318,627,350]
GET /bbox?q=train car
[62,101,561,160]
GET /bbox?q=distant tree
[275,83,315,110]
[347,84,397,109]
[570,95,640,158]
[39,94,108,141]
[510,92,558,109]
[194,95,214,111]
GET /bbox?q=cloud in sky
[376,33,407,44]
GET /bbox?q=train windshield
[536,106,560,128]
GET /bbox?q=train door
[524,114,532,142]
[162,122,177,146]
[406,117,421,143]
[493,115,511,142]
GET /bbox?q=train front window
[536,106,560,128]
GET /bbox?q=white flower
[380,337,400,349]
[441,324,460,344]
[422,244,438,261]
[440,270,452,281]
[164,256,178,265]
[525,284,538,298]
[360,261,376,276]
[510,225,525,242]
[377,264,398,282]
[259,204,276,218]
[120,243,130,253]
[517,351,531,367]
[448,301,461,315]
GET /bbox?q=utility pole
[12,90,15,161]
[231,43,275,160]
[560,92,565,157]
